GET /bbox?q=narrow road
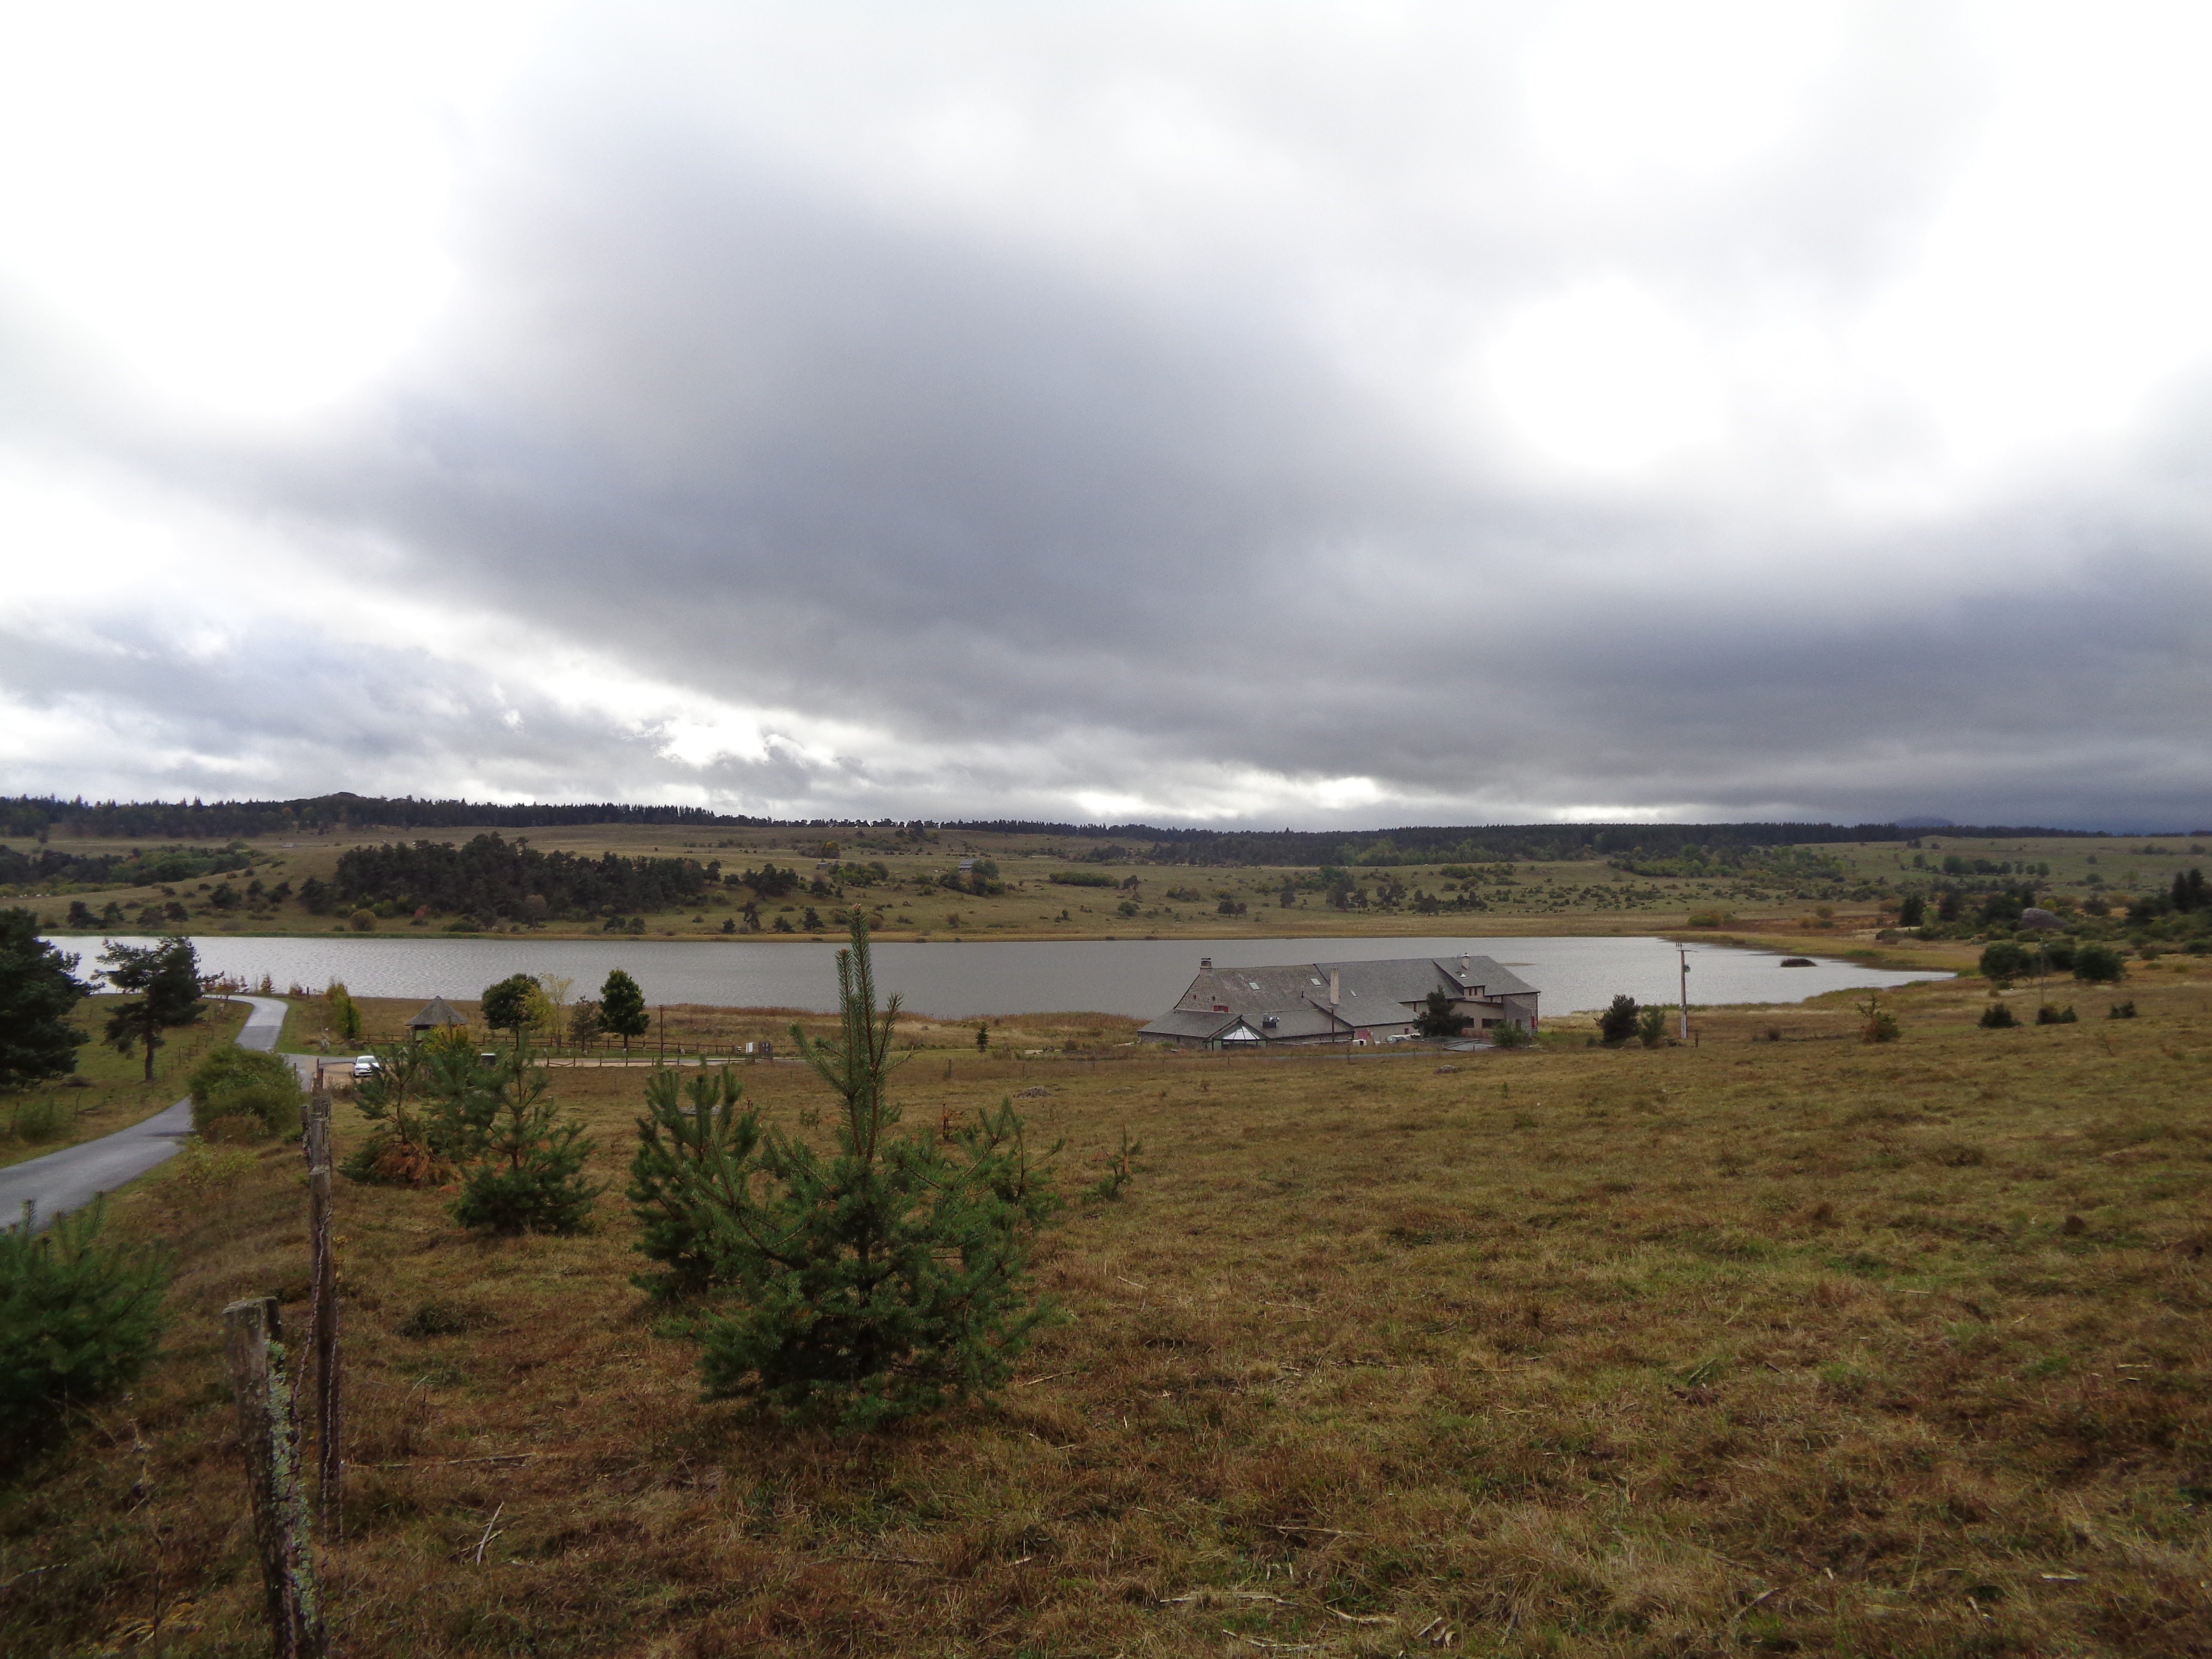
[0,995,289,1233]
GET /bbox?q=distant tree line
[330,834,711,922]
[0,842,254,893]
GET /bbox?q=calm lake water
[58,933,1947,1020]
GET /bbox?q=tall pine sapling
[663,915,1063,1430]
[449,1046,604,1235]
[629,1066,761,1301]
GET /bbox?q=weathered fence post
[303,1085,343,1539]
[222,1297,327,1658]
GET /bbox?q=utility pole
[1677,944,1691,1041]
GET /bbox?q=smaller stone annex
[1138,954,1539,1049]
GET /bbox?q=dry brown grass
[6,970,2210,1656]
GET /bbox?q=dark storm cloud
[5,3,2210,829]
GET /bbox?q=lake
[57,932,1948,1021]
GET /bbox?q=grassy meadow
[5,963,2210,1656]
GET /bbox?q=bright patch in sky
[1484,279,1728,479]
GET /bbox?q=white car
[352,1054,380,1079]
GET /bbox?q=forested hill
[331,835,709,921]
[0,793,773,841]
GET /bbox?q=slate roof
[407,995,466,1029]
[1140,953,1537,1041]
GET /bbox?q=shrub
[1636,1006,1669,1048]
[2036,1003,2078,1025]
[1978,941,2033,988]
[1489,1019,1533,1050]
[11,1096,69,1143]
[671,918,1064,1430]
[1596,994,1639,1045]
[449,1050,602,1236]
[188,1044,306,1138]
[1979,1002,2019,1029]
[342,1042,457,1187]
[0,1199,169,1458]
[1082,1128,1144,1204]
[2072,944,2127,984]
[2108,1000,2138,1019]
[348,909,377,932]
[1857,992,1900,1043]
[170,1136,258,1192]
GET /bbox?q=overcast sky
[3,2,2208,830]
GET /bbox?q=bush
[188,1044,306,1138]
[2036,1004,2078,1024]
[1979,1002,2019,1029]
[342,1041,459,1187]
[2108,1000,2137,1020]
[1978,941,2033,988]
[1489,1020,1532,1050]
[0,1199,169,1458]
[2072,944,2127,984]
[11,1096,68,1143]
[1596,994,1639,1045]
[348,909,377,932]
[1635,1006,1669,1048]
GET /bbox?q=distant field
[8,960,2210,1656]
[26,822,2197,950]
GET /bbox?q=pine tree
[0,908,87,1089]
[449,1047,604,1236]
[628,1066,757,1301]
[0,1198,170,1458]
[1596,994,1639,1045]
[98,936,206,1081]
[1413,988,1471,1039]
[654,916,1063,1430]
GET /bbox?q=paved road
[0,995,289,1233]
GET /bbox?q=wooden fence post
[303,1085,343,1540]
[222,1298,327,1658]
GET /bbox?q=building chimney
[1328,969,1340,1005]
[1460,954,1471,976]
[1200,957,1212,970]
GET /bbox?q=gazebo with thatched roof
[407,996,467,1036]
